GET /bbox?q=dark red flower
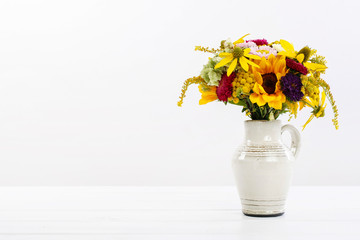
[286,58,308,75]
[246,39,268,46]
[216,73,235,102]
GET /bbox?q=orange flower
[198,85,217,105]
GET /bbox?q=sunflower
[198,85,217,105]
[249,55,287,109]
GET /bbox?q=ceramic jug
[232,120,301,217]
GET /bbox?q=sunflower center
[261,73,277,94]
[233,47,244,59]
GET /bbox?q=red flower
[286,58,308,75]
[216,73,235,102]
[246,39,268,46]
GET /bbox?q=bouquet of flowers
[177,34,339,130]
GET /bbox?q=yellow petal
[315,104,326,118]
[274,57,286,74]
[280,39,294,52]
[257,82,266,94]
[252,82,260,94]
[268,54,275,65]
[278,52,293,59]
[202,91,216,97]
[280,39,296,58]
[199,86,217,105]
[244,58,259,68]
[227,58,238,76]
[239,57,249,72]
[199,96,217,105]
[233,33,250,44]
[252,83,260,94]
[243,48,251,55]
[280,93,286,102]
[274,93,283,101]
[257,96,266,106]
[303,62,327,71]
[296,54,304,63]
[276,73,285,82]
[275,81,281,92]
[249,93,259,103]
[302,98,311,107]
[219,52,232,58]
[214,56,233,69]
[299,101,305,110]
[302,115,314,130]
[246,54,261,60]
[259,57,267,71]
[198,85,206,94]
[265,59,272,73]
[278,55,286,61]
[254,72,263,85]
[310,95,319,105]
[262,94,277,102]
[199,85,216,94]
[268,100,282,110]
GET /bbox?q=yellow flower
[278,39,327,71]
[302,91,327,130]
[214,48,261,76]
[303,62,327,71]
[233,33,250,45]
[249,55,287,110]
[278,39,305,63]
[198,85,217,105]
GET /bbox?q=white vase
[232,120,301,217]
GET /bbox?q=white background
[0,0,358,186]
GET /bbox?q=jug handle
[281,124,301,159]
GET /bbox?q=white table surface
[0,186,359,240]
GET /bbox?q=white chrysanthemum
[224,38,234,52]
[272,44,284,53]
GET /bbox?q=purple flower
[281,73,304,101]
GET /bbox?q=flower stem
[300,100,315,109]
